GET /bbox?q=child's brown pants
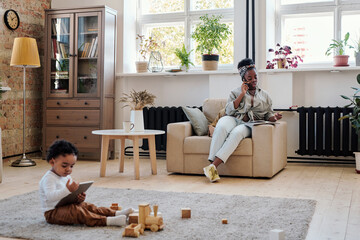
[44,202,116,227]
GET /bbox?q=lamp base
[11,154,36,167]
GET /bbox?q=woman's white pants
[208,116,251,163]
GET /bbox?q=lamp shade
[10,37,40,68]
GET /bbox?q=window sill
[259,66,360,73]
[117,69,238,77]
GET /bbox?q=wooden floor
[1,157,360,240]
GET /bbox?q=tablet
[55,181,94,208]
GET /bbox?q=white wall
[52,0,358,160]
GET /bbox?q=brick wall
[0,0,51,157]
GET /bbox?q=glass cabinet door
[75,13,101,97]
[48,14,73,97]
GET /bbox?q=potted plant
[192,14,231,71]
[135,34,160,73]
[352,35,360,66]
[119,89,156,132]
[325,32,352,67]
[339,73,360,173]
[174,44,194,72]
[266,43,303,69]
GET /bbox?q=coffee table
[92,129,165,180]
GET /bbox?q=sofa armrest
[252,121,287,177]
[166,121,193,173]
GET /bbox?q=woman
[203,58,282,182]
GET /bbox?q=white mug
[123,121,135,133]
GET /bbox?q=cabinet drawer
[46,110,100,126]
[47,99,100,108]
[46,127,100,149]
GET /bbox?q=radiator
[125,106,199,157]
[296,107,358,156]
[141,106,189,151]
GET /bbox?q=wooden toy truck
[123,204,164,238]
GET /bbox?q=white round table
[92,129,165,180]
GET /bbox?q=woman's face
[243,69,257,90]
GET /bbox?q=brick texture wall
[0,0,51,157]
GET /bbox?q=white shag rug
[0,187,316,240]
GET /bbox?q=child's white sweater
[39,170,72,212]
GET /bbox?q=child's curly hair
[46,140,79,162]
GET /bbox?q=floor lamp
[10,37,40,167]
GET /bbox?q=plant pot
[355,52,360,66]
[202,54,219,71]
[355,152,360,174]
[333,55,349,67]
[130,110,145,132]
[277,59,287,69]
[135,61,148,73]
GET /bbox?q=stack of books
[51,71,69,79]
[51,39,69,59]
[81,37,98,58]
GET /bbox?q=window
[138,0,234,68]
[275,0,360,64]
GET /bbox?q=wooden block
[110,203,118,210]
[269,229,285,240]
[129,213,139,224]
[123,223,142,238]
[222,219,228,224]
[181,208,191,218]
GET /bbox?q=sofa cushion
[202,98,227,122]
[182,106,209,136]
[184,136,253,156]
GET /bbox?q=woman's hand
[66,179,79,192]
[241,82,249,95]
[268,113,282,122]
[77,192,86,203]
[274,112,282,121]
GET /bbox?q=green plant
[352,36,360,54]
[325,32,352,56]
[136,34,160,61]
[174,44,194,70]
[119,89,156,110]
[339,74,360,134]
[192,14,231,55]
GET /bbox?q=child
[39,139,134,227]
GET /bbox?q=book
[244,120,279,127]
[55,181,94,208]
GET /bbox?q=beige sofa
[166,99,287,178]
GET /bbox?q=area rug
[0,187,316,240]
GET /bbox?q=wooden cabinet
[43,6,117,160]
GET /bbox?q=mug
[123,121,134,133]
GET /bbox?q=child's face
[49,154,77,177]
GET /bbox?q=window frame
[136,0,234,69]
[275,0,360,66]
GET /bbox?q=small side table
[92,129,165,180]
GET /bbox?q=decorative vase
[277,59,287,69]
[148,51,163,72]
[333,55,349,67]
[180,65,189,72]
[135,61,148,73]
[355,52,360,66]
[130,110,145,132]
[202,54,219,71]
[355,152,360,174]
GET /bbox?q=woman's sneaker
[203,164,220,182]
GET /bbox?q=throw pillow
[182,106,209,136]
